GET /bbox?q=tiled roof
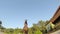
[50,6,60,23]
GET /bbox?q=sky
[0,0,60,29]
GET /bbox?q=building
[46,6,60,32]
[23,20,28,34]
[50,6,60,25]
[50,6,60,30]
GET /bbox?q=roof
[50,6,60,23]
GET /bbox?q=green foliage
[1,20,51,34]
[28,23,42,34]
[4,28,23,34]
[34,30,42,34]
[0,21,2,29]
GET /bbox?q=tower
[23,20,28,34]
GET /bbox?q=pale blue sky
[0,0,60,28]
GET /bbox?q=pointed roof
[25,20,28,25]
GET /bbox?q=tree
[30,23,42,34]
[0,21,2,27]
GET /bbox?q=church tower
[23,20,28,34]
